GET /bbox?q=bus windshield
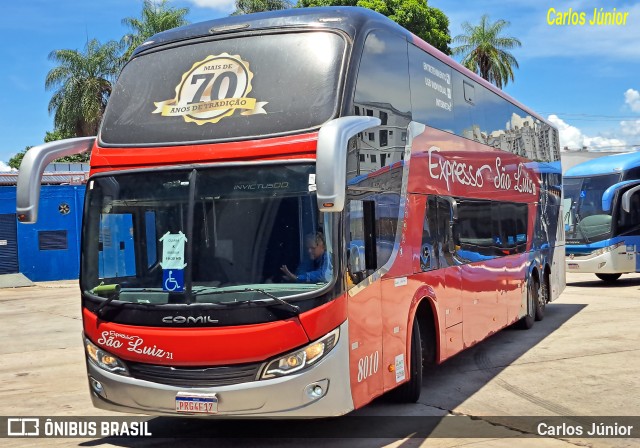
[81,164,333,304]
[100,31,346,146]
[564,174,620,243]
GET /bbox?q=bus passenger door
[345,199,384,408]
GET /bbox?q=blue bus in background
[564,152,640,282]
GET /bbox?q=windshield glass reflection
[82,164,333,305]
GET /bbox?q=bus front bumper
[86,321,354,418]
[566,242,636,274]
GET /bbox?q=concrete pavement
[1,273,639,447]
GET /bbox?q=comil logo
[7,418,39,436]
[153,53,268,125]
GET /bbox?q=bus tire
[390,318,423,402]
[535,279,547,322]
[519,278,537,330]
[595,273,621,283]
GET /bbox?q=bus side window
[436,197,456,267]
[420,197,438,271]
[618,190,640,233]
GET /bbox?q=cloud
[548,114,627,151]
[621,119,640,138]
[186,0,235,13]
[548,115,585,149]
[0,161,14,172]
[625,89,640,113]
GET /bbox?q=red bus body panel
[89,132,319,173]
[84,309,310,366]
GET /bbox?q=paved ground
[1,273,640,447]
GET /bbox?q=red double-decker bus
[17,7,565,417]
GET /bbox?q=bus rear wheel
[535,279,547,322]
[519,278,537,330]
[390,318,423,403]
[595,273,621,283]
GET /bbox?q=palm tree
[452,15,521,89]
[121,0,189,61]
[46,39,121,137]
[233,0,293,15]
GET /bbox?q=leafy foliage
[452,14,521,89]
[7,147,30,170]
[233,0,294,15]
[46,39,121,137]
[7,129,89,170]
[297,0,451,54]
[121,0,189,62]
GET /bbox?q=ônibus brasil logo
[153,53,268,125]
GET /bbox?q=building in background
[0,164,87,281]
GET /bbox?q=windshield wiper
[91,283,122,320]
[197,288,301,315]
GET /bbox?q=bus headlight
[85,338,129,376]
[261,328,339,379]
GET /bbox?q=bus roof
[133,7,405,57]
[126,6,551,135]
[564,151,640,177]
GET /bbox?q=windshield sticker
[160,232,187,292]
[153,53,268,125]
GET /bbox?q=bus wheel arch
[390,297,436,403]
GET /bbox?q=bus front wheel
[390,318,423,402]
[595,273,621,283]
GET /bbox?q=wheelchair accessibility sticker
[163,269,184,292]
[160,231,187,292]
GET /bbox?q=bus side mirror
[622,185,640,213]
[316,116,381,212]
[16,137,95,223]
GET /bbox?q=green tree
[8,147,30,170]
[7,128,89,170]
[46,129,91,163]
[44,129,75,143]
[452,14,521,89]
[46,39,121,137]
[121,0,189,61]
[233,0,293,15]
[297,0,451,54]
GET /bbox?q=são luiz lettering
[547,7,629,26]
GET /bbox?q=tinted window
[408,44,560,162]
[351,30,411,178]
[101,31,346,146]
[457,199,496,259]
[455,199,528,262]
[408,44,453,132]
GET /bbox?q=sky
[1,0,639,171]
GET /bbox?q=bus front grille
[127,361,263,387]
